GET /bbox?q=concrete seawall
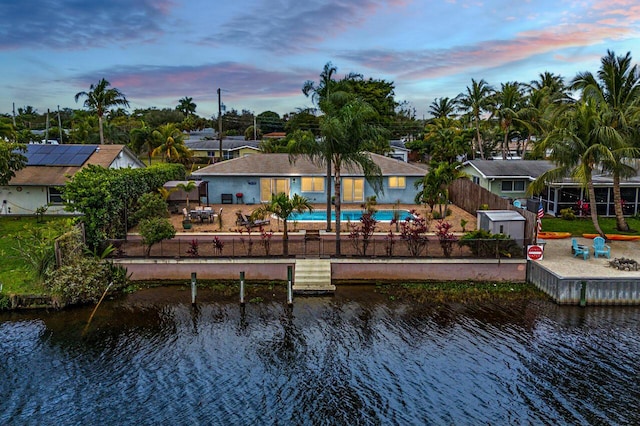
[113,258,527,282]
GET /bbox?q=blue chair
[592,236,611,259]
[571,238,589,260]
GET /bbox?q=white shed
[477,210,526,242]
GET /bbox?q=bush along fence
[108,234,530,259]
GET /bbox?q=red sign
[527,245,544,261]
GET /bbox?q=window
[388,176,405,189]
[342,178,364,202]
[472,176,480,185]
[501,180,525,192]
[260,178,289,202]
[48,187,64,204]
[301,177,324,192]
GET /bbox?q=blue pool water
[289,209,412,221]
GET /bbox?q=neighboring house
[191,153,428,205]
[460,159,640,217]
[389,139,410,162]
[1,144,144,215]
[186,136,260,163]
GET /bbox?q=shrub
[435,220,457,258]
[399,209,429,256]
[560,208,576,220]
[212,236,225,255]
[458,229,522,258]
[348,212,378,255]
[139,217,176,257]
[186,239,199,257]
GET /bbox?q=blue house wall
[200,175,420,205]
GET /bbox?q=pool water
[288,209,412,221]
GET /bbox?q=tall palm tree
[492,82,524,159]
[151,123,191,162]
[458,78,494,159]
[252,193,313,255]
[428,97,457,119]
[177,97,197,117]
[530,99,612,237]
[300,62,338,232]
[74,78,129,145]
[572,50,640,231]
[318,91,384,255]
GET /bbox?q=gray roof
[192,153,428,177]
[479,210,526,221]
[186,138,260,151]
[461,160,555,179]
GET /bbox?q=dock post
[240,271,245,306]
[191,272,197,306]
[287,265,293,306]
[579,281,587,307]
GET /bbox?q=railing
[109,236,533,259]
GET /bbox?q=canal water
[1,286,639,425]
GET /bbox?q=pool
[288,209,413,222]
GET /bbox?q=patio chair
[236,212,270,228]
[571,238,589,260]
[592,236,611,259]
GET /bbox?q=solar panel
[25,144,98,166]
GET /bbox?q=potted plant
[182,218,192,229]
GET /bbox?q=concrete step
[293,258,335,294]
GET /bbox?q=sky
[1,0,639,120]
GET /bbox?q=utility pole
[217,88,222,162]
[57,105,63,143]
[45,109,50,143]
[253,115,257,140]
[12,103,16,127]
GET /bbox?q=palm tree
[530,99,611,237]
[318,91,384,255]
[74,78,129,145]
[130,122,159,165]
[150,123,191,162]
[414,161,465,216]
[176,180,197,210]
[492,82,524,159]
[300,62,338,232]
[252,193,313,255]
[458,79,494,159]
[572,50,640,231]
[428,97,457,119]
[177,97,197,117]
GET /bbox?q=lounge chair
[571,238,589,260]
[592,236,611,259]
[236,212,270,228]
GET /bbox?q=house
[190,152,428,205]
[186,136,260,163]
[389,139,410,162]
[459,160,555,206]
[1,144,144,215]
[460,159,640,217]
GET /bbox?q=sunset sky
[2,0,639,119]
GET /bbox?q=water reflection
[1,286,639,425]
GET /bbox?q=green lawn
[541,216,640,236]
[0,216,68,294]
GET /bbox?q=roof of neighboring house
[389,139,410,152]
[192,153,428,177]
[186,138,260,152]
[9,144,144,186]
[263,132,286,139]
[460,160,555,180]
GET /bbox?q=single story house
[190,152,428,205]
[186,135,260,163]
[460,159,640,217]
[1,144,144,215]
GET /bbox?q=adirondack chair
[592,236,611,259]
[571,238,589,260]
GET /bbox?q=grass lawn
[541,216,640,236]
[0,216,69,295]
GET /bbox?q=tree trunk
[326,162,332,232]
[502,128,509,160]
[587,180,606,238]
[334,166,341,255]
[612,171,629,232]
[283,220,289,256]
[98,115,105,145]
[475,116,484,160]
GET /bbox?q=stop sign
[527,245,544,261]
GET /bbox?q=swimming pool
[288,209,413,222]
